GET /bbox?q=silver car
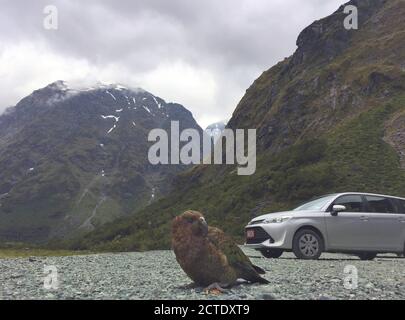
[245,193,405,260]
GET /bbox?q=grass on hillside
[65,96,405,252]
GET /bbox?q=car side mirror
[331,205,346,216]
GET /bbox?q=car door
[363,196,403,251]
[324,195,371,250]
[394,199,405,251]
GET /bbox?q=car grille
[245,227,274,244]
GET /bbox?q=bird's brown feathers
[172,210,269,286]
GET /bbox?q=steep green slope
[67,0,405,251]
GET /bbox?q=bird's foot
[203,283,227,295]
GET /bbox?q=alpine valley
[66,0,405,252]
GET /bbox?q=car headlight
[263,216,292,224]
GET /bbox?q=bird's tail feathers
[252,264,266,275]
[245,273,269,284]
[236,262,269,284]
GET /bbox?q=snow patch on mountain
[143,106,152,115]
[101,115,120,122]
[101,115,120,134]
[50,80,146,95]
[105,90,117,101]
[205,120,228,144]
[107,125,117,134]
[152,96,163,109]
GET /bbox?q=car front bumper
[244,223,293,250]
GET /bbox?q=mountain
[205,120,228,144]
[0,81,204,243]
[66,0,405,251]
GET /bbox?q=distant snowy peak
[205,120,228,144]
[206,120,228,130]
[3,80,179,136]
[43,81,168,115]
[5,81,201,139]
[48,80,146,95]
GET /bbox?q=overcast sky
[0,0,346,128]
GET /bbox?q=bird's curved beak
[200,218,208,236]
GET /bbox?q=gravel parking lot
[0,248,404,300]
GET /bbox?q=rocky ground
[0,248,404,300]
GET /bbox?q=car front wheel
[260,249,283,259]
[293,229,324,260]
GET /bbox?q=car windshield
[294,195,337,211]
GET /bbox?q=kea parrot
[172,210,269,292]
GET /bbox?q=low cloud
[0,0,346,127]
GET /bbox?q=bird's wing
[207,227,268,284]
[207,227,251,266]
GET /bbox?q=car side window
[365,196,396,213]
[394,199,405,214]
[333,195,364,212]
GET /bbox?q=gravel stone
[0,249,404,300]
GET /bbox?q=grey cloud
[0,0,347,127]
